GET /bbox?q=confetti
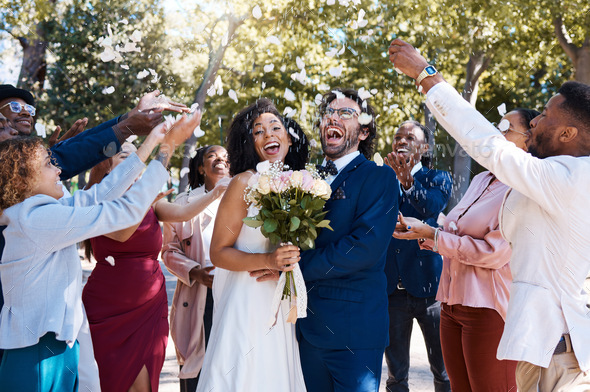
[497,103,507,116]
[284,88,296,102]
[283,107,297,118]
[129,30,142,43]
[105,256,115,266]
[228,89,238,103]
[35,123,46,138]
[252,5,262,19]
[296,56,305,70]
[137,69,149,79]
[172,48,182,58]
[358,112,373,125]
[329,65,343,77]
[120,64,129,70]
[102,86,115,94]
[288,127,300,140]
[357,87,373,100]
[373,152,384,166]
[180,167,190,178]
[266,35,281,45]
[263,64,275,73]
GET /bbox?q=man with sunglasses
[297,88,399,392]
[0,83,188,391]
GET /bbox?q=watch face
[426,66,437,75]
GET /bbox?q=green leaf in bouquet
[301,195,311,209]
[264,219,279,233]
[316,220,333,230]
[242,217,264,228]
[303,237,315,250]
[310,198,326,211]
[308,225,317,239]
[269,232,281,245]
[272,209,289,219]
[290,216,301,231]
[262,209,274,219]
[313,211,329,221]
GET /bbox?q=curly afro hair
[0,137,45,213]
[226,98,309,176]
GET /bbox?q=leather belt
[554,334,573,355]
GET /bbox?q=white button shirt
[321,150,360,185]
[426,82,590,370]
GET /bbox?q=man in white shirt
[388,38,590,391]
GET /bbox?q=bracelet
[433,228,441,252]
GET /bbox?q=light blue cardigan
[0,153,168,349]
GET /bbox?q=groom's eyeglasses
[321,107,359,120]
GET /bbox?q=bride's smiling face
[252,113,292,163]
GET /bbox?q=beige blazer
[162,187,219,379]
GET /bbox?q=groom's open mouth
[325,126,344,146]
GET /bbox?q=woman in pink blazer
[162,145,230,392]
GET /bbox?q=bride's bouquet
[243,160,333,326]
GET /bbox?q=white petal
[266,35,281,45]
[357,87,372,100]
[252,5,262,19]
[314,93,323,105]
[283,106,297,117]
[296,56,305,70]
[137,69,149,79]
[120,64,130,70]
[327,0,335,5]
[99,48,116,62]
[309,139,318,148]
[180,167,190,178]
[228,89,238,103]
[173,48,182,58]
[263,63,275,73]
[284,88,296,102]
[35,123,46,138]
[105,256,115,266]
[193,126,205,138]
[337,45,345,55]
[497,103,507,116]
[498,119,510,132]
[130,30,142,42]
[326,48,338,57]
[329,64,343,77]
[126,135,138,143]
[102,86,115,94]
[358,113,372,125]
[261,82,266,90]
[373,152,384,166]
[256,160,271,173]
[119,19,128,25]
[288,127,300,140]
[189,103,199,113]
[318,84,330,91]
[370,89,378,95]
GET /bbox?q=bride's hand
[249,269,280,282]
[266,244,300,272]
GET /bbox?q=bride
[196,99,309,392]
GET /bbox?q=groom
[298,88,399,392]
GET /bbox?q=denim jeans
[384,288,450,392]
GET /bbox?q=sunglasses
[322,107,359,120]
[0,101,36,116]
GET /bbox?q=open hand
[49,118,88,147]
[135,90,189,114]
[384,151,416,189]
[393,213,436,240]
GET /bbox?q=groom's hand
[388,38,445,93]
[250,269,280,282]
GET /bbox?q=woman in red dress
[83,143,224,392]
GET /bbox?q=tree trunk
[178,16,246,192]
[573,43,590,84]
[16,22,48,96]
[448,51,491,210]
[554,17,590,84]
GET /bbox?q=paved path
[157,262,436,392]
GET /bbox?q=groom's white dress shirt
[321,150,360,185]
[426,82,590,371]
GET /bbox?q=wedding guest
[0,85,188,389]
[162,145,230,392]
[0,113,18,142]
[82,140,217,392]
[390,38,590,391]
[393,108,537,391]
[297,88,398,392]
[197,99,309,392]
[0,113,198,391]
[384,120,452,392]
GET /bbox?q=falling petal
[180,167,190,178]
[357,87,372,100]
[497,103,507,116]
[266,35,281,45]
[284,88,296,102]
[358,112,372,125]
[229,89,238,103]
[329,65,343,77]
[102,86,115,94]
[373,152,384,166]
[288,127,300,140]
[172,48,182,58]
[283,106,297,118]
[252,5,262,19]
[296,56,305,70]
[129,30,142,43]
[137,69,149,79]
[194,126,205,138]
[263,63,275,73]
[120,64,129,70]
[105,256,115,266]
[35,123,46,138]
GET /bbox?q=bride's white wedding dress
[196,205,307,392]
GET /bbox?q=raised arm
[209,172,299,272]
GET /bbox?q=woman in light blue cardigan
[0,113,200,391]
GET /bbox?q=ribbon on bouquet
[268,263,307,328]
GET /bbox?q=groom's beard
[321,123,362,160]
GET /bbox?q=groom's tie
[316,160,338,179]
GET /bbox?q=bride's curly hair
[226,98,309,176]
[0,137,44,213]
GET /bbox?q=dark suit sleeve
[50,116,122,180]
[405,170,452,218]
[301,166,399,281]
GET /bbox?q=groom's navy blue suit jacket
[298,154,399,350]
[385,167,452,298]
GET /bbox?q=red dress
[82,208,168,392]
